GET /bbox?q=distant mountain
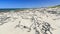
[49,5,60,8]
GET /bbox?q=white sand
[0,8,60,34]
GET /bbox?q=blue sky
[0,0,60,8]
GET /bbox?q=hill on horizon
[49,5,60,8]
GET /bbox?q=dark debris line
[0,16,10,25]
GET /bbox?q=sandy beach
[0,8,60,34]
